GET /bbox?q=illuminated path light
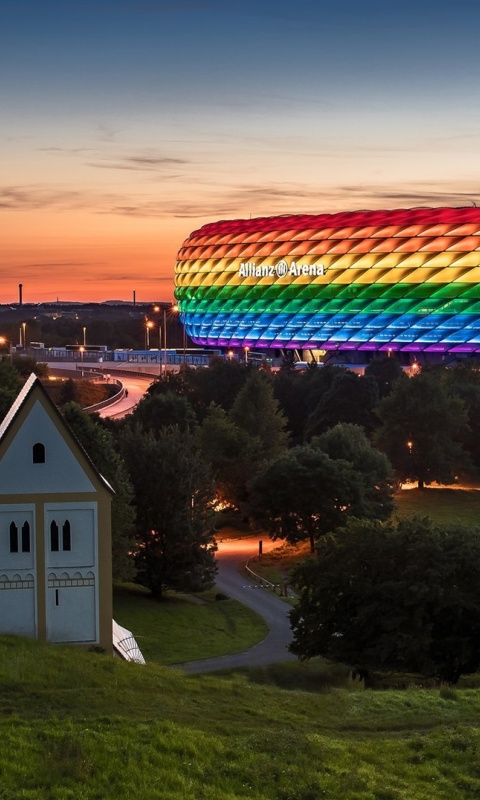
[174,207,480,353]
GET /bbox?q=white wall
[45,503,99,644]
[0,506,36,636]
[0,400,95,494]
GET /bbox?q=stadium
[174,207,480,361]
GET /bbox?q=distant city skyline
[2,0,480,303]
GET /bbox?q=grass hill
[5,488,480,798]
[2,634,480,799]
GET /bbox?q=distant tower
[18,284,23,306]
[133,290,136,307]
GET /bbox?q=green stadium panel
[174,208,480,353]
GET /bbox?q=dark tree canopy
[0,359,23,421]
[375,370,471,488]
[441,361,480,473]
[197,403,258,508]
[305,370,379,439]
[248,445,362,552]
[230,370,289,461]
[290,516,480,684]
[121,425,217,599]
[314,423,395,521]
[130,391,197,435]
[364,355,403,398]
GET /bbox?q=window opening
[50,521,59,552]
[21,521,30,553]
[9,522,18,553]
[62,520,71,551]
[32,443,45,463]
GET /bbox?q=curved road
[97,375,153,419]
[176,537,296,674]
[97,381,296,674]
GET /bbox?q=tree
[314,423,395,521]
[273,363,338,443]
[61,403,136,581]
[11,355,49,379]
[197,403,258,508]
[290,516,480,684]
[187,357,250,418]
[121,425,217,599]
[130,391,197,435]
[364,355,403,398]
[248,445,362,552]
[0,359,22,420]
[230,370,289,461]
[441,361,480,473]
[375,371,471,488]
[304,370,379,439]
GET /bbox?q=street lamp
[244,346,250,365]
[22,322,27,349]
[79,345,85,378]
[83,326,87,347]
[145,320,153,349]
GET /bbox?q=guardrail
[245,556,292,598]
[82,377,124,413]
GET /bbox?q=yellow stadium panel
[452,267,480,282]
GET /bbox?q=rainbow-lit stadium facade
[174,208,480,353]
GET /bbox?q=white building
[0,374,113,652]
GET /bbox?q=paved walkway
[175,537,296,674]
[97,375,153,419]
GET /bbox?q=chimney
[19,283,23,306]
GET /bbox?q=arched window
[9,522,18,553]
[32,443,45,463]
[21,521,30,553]
[62,520,71,552]
[50,520,59,552]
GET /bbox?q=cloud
[0,187,90,211]
[3,179,478,222]
[87,153,189,172]
[101,180,480,220]
[37,146,92,155]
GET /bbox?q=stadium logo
[239,261,325,278]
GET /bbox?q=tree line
[3,353,480,681]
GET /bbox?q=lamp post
[79,345,85,378]
[145,320,153,349]
[83,326,87,347]
[244,345,250,365]
[152,303,179,375]
[22,322,27,349]
[161,304,179,375]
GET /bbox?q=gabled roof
[0,373,114,494]
[0,372,37,442]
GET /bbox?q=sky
[2,0,480,303]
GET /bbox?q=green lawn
[2,635,480,799]
[251,488,480,588]
[113,583,268,664]
[395,487,480,526]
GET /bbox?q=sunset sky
[2,0,480,303]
